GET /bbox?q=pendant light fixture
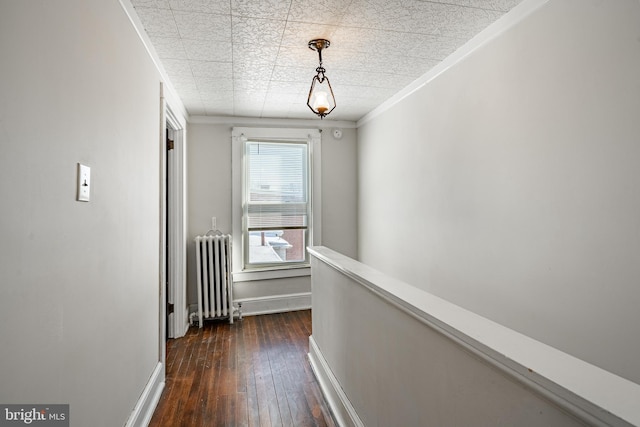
[307,39,336,119]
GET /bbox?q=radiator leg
[229,303,243,324]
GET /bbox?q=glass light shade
[307,75,336,118]
[313,91,330,114]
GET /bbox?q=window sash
[243,139,311,268]
[247,202,308,230]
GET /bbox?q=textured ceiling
[129,0,524,121]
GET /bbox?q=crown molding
[118,0,189,123]
[357,0,549,128]
[189,115,357,129]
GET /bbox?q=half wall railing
[308,246,640,427]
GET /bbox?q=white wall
[186,121,357,307]
[0,1,166,425]
[358,0,640,384]
[321,127,358,258]
[187,123,233,305]
[309,248,631,426]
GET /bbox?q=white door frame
[164,104,188,338]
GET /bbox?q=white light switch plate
[77,163,90,202]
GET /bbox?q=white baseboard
[308,336,364,427]
[125,361,165,427]
[235,292,311,316]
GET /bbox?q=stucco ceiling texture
[130,0,523,121]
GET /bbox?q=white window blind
[246,141,308,230]
[244,140,310,267]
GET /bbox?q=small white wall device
[77,163,91,202]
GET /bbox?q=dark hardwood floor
[149,310,337,427]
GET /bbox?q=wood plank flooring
[149,310,337,427]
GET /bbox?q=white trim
[308,246,640,427]
[231,127,322,277]
[190,115,357,129]
[158,83,168,379]
[308,336,364,427]
[233,266,310,282]
[165,107,188,338]
[357,0,549,127]
[181,307,190,336]
[118,0,188,122]
[125,362,165,427]
[234,292,311,316]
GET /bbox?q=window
[245,141,308,266]
[232,128,321,280]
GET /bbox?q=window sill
[232,266,311,282]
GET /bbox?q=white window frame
[232,127,322,282]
